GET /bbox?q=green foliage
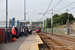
[70,18,75,24]
[45,12,74,28]
[46,18,51,28]
[53,14,59,18]
[69,13,74,22]
[59,12,67,25]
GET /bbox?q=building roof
[20,20,30,24]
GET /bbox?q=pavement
[0,34,43,50]
[19,35,43,50]
[0,36,27,50]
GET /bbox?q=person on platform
[12,26,17,38]
[25,27,28,36]
[29,29,31,35]
[20,26,23,37]
[15,26,19,38]
[22,27,25,36]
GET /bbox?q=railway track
[38,33,71,50]
[48,33,75,43]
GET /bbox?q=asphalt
[0,36,28,50]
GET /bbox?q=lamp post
[5,0,8,43]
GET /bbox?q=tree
[46,18,51,28]
[59,12,67,25]
[53,14,59,18]
[69,13,74,22]
[45,12,74,28]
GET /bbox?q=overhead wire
[69,7,75,12]
[44,0,53,14]
[52,0,62,9]
[46,0,62,14]
[53,10,63,14]
[40,15,45,20]
[57,2,75,11]
[40,1,75,21]
[40,0,62,20]
[40,0,53,20]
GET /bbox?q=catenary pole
[43,19,44,33]
[45,20,47,34]
[66,9,69,35]
[5,0,8,43]
[24,0,26,20]
[51,9,53,36]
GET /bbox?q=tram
[36,27,41,33]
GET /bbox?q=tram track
[38,33,72,50]
[48,33,75,43]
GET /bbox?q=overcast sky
[0,0,75,21]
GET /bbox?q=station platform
[70,34,75,36]
[0,34,43,50]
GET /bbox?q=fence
[47,28,75,34]
[0,28,5,43]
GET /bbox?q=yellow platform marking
[38,35,43,44]
[19,35,44,50]
[37,44,39,50]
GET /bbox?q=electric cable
[69,7,75,12]
[57,2,75,11]
[46,0,62,13]
[45,0,53,14]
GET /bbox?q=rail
[39,35,53,50]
